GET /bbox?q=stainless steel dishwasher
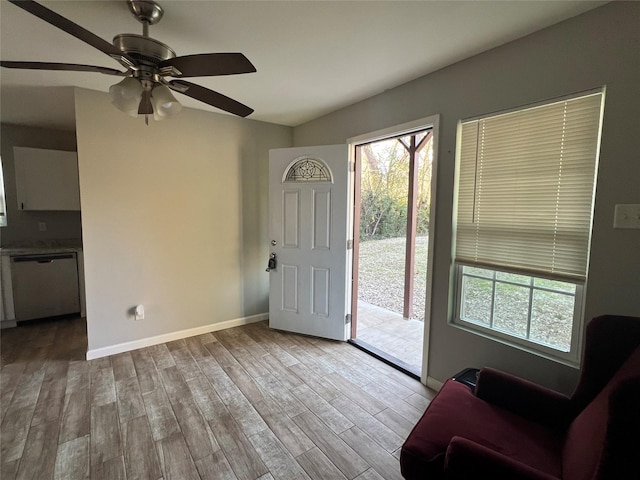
[11,253,80,321]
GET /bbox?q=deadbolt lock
[266,253,277,272]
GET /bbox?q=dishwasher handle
[12,254,75,263]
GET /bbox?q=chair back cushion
[571,315,640,411]
[563,346,640,480]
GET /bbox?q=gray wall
[75,89,292,353]
[293,2,640,393]
[0,124,82,246]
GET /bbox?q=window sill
[449,320,581,369]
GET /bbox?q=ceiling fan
[1,0,256,121]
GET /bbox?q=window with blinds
[452,90,604,361]
[454,91,604,281]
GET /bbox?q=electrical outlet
[613,204,640,229]
[134,305,145,320]
[38,221,47,232]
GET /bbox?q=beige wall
[75,88,292,352]
[0,123,82,246]
[293,2,640,393]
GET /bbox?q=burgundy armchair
[400,314,640,479]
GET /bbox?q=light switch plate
[613,204,640,229]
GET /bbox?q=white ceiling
[0,0,607,130]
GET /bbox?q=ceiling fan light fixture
[3,0,256,120]
[151,84,182,120]
[109,77,143,117]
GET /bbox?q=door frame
[346,114,440,385]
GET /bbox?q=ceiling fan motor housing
[113,34,179,84]
[113,34,175,64]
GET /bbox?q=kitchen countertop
[0,238,82,257]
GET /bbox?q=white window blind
[454,91,603,281]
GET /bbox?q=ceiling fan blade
[159,53,256,78]
[7,0,135,69]
[1,60,127,76]
[168,80,253,117]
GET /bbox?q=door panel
[269,145,350,340]
[283,190,300,248]
[282,265,299,312]
[311,267,330,316]
[313,189,331,249]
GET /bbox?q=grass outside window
[457,265,579,354]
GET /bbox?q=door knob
[271,240,277,246]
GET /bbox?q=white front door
[268,145,350,341]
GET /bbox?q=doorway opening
[350,127,434,378]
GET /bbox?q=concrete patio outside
[354,300,424,376]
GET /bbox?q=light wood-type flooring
[0,316,435,480]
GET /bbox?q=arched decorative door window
[283,156,333,183]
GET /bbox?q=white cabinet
[13,146,80,211]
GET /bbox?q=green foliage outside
[359,135,433,240]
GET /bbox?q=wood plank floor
[0,316,435,480]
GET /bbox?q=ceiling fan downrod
[127,0,164,37]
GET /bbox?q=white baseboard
[426,376,444,392]
[86,313,268,360]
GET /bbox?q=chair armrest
[445,436,560,480]
[475,368,572,428]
